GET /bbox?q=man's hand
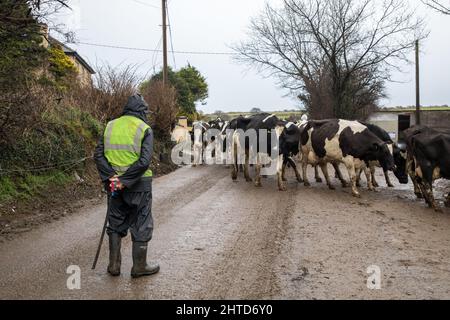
[109,176,124,190]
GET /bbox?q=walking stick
[92,193,110,270]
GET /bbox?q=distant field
[204,106,450,121]
[383,106,450,112]
[205,111,305,121]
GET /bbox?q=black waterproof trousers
[107,186,153,243]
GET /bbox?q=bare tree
[141,81,179,138]
[73,64,141,122]
[0,1,74,41]
[29,0,76,41]
[422,0,450,15]
[234,0,427,119]
[0,1,70,22]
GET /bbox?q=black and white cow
[298,120,349,189]
[301,119,396,197]
[356,122,409,188]
[292,120,321,183]
[279,122,304,184]
[191,121,211,167]
[279,120,345,185]
[227,115,254,180]
[206,118,229,162]
[404,125,450,211]
[208,117,226,131]
[230,113,288,190]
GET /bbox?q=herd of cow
[172,113,450,212]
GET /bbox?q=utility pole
[162,0,168,86]
[415,39,421,125]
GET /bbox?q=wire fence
[0,156,94,176]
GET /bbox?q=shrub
[77,64,140,122]
[141,80,178,138]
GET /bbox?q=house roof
[48,36,96,74]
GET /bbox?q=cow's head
[371,142,395,172]
[392,143,409,184]
[279,123,301,156]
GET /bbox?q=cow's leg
[384,170,394,188]
[215,140,222,164]
[282,158,288,182]
[211,145,216,160]
[412,176,423,198]
[344,158,360,198]
[407,157,423,198]
[419,164,442,212]
[334,170,340,179]
[408,169,423,198]
[231,138,238,181]
[288,157,303,183]
[364,166,375,191]
[319,163,335,190]
[302,154,311,187]
[421,182,441,212]
[332,163,348,188]
[315,165,323,183]
[370,165,379,188]
[193,143,200,167]
[254,154,262,188]
[192,145,197,167]
[356,167,363,187]
[445,193,450,208]
[277,154,287,191]
[201,142,206,166]
[244,149,252,183]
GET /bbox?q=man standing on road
[94,94,160,278]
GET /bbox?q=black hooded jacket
[94,94,154,192]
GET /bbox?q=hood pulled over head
[122,94,150,123]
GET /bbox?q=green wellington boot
[131,242,160,278]
[107,233,122,277]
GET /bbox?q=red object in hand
[109,181,117,192]
[109,177,123,197]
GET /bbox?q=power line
[166,1,176,68]
[131,0,160,9]
[0,157,93,175]
[152,36,163,72]
[76,41,237,56]
[162,0,168,84]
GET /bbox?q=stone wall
[420,111,450,129]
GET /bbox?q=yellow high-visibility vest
[104,115,152,177]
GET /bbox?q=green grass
[0,177,19,203]
[0,171,73,203]
[0,106,101,205]
[206,107,450,120]
[206,111,305,121]
[382,106,450,112]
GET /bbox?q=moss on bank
[0,107,102,204]
[0,171,72,203]
[0,106,177,207]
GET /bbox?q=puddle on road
[371,171,450,204]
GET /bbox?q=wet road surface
[1,165,450,299]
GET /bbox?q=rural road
[1,165,450,300]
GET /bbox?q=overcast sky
[57,0,450,114]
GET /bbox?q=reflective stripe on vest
[105,121,148,153]
[104,116,152,177]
